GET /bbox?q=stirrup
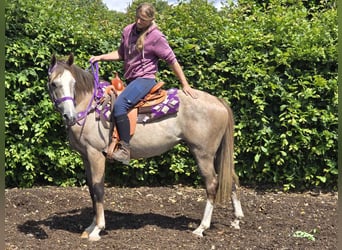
[103,140,118,161]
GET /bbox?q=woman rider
[89,2,197,165]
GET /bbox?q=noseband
[53,96,75,107]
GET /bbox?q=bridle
[53,96,75,107]
[48,62,103,127]
[48,62,76,109]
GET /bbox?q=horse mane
[69,64,94,94]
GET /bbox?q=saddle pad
[137,88,180,123]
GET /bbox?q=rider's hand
[89,55,102,64]
[183,85,198,99]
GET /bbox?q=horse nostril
[63,114,76,126]
[63,113,72,123]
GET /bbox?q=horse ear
[49,54,57,75]
[67,53,74,66]
[50,54,57,67]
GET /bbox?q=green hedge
[5,0,337,190]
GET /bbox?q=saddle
[103,73,167,154]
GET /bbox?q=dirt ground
[5,185,337,249]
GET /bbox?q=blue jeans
[113,78,157,118]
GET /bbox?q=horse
[47,53,244,241]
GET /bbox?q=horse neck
[75,91,94,112]
[71,66,95,111]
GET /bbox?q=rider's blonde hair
[135,3,156,52]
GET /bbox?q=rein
[75,62,100,126]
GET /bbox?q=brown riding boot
[111,141,130,165]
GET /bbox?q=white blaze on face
[59,70,75,102]
[52,69,77,124]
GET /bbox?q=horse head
[48,53,78,126]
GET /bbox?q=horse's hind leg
[80,150,106,241]
[231,181,244,229]
[192,156,217,237]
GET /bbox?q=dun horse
[47,54,244,241]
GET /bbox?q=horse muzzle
[57,101,77,126]
[53,96,77,126]
[63,112,77,126]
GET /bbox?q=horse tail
[214,99,239,204]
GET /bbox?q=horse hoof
[81,231,89,239]
[192,229,204,237]
[231,219,240,230]
[88,235,101,241]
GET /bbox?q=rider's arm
[169,61,198,99]
[169,61,190,89]
[89,51,122,63]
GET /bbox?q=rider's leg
[110,114,130,164]
[108,78,156,164]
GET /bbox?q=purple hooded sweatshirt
[118,23,177,82]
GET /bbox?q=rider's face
[135,13,153,31]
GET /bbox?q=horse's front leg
[81,183,105,241]
[193,199,215,237]
[80,151,106,241]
